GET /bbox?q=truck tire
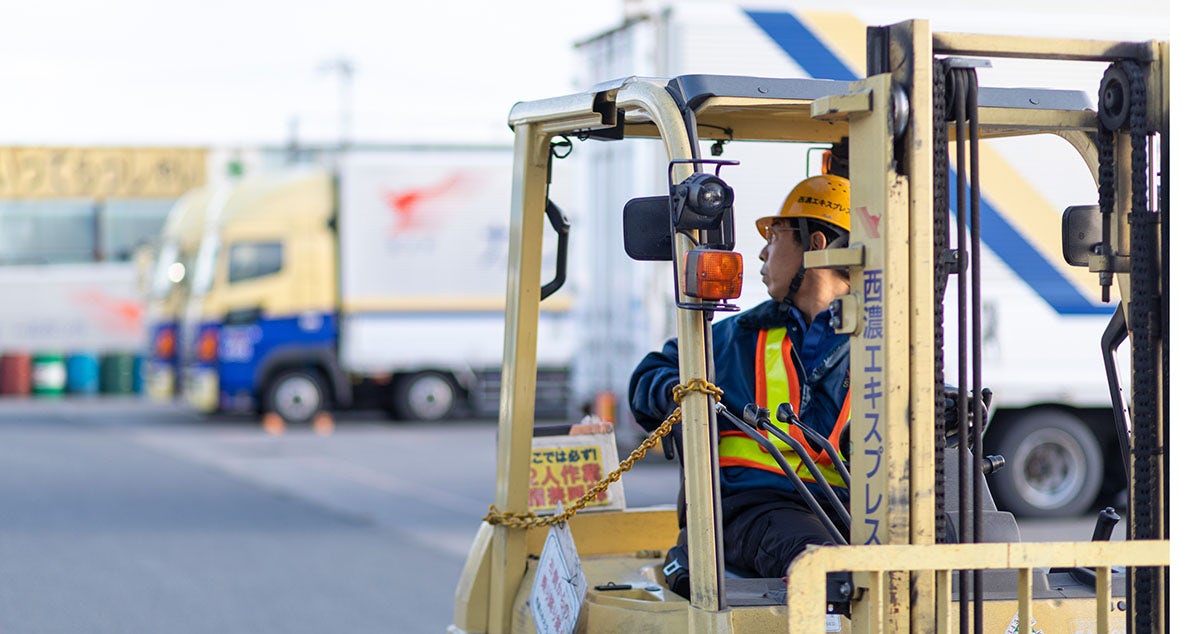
[264,369,329,425]
[394,372,459,422]
[988,409,1104,518]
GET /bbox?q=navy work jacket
[628,299,851,498]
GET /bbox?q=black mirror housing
[1061,204,1102,267]
[623,196,673,261]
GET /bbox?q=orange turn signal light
[197,329,219,363]
[154,328,177,359]
[685,249,743,300]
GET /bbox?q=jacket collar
[735,300,799,331]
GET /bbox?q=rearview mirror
[1061,204,1102,267]
[623,196,673,261]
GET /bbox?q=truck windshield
[149,241,182,299]
[190,235,219,297]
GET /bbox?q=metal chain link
[484,378,723,529]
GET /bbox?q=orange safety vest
[717,327,851,489]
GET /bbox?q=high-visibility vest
[717,327,850,489]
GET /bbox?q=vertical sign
[527,518,586,634]
[859,264,885,545]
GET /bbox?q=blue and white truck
[178,148,576,424]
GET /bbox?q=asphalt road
[0,398,1118,633]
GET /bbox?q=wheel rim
[273,375,321,422]
[406,374,455,421]
[1011,427,1088,510]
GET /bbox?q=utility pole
[318,57,355,151]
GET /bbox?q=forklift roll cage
[453,19,1168,634]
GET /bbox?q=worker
[628,173,853,599]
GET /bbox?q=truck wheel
[264,369,328,425]
[988,409,1104,518]
[394,372,459,422]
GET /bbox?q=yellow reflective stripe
[718,433,847,489]
[762,328,791,441]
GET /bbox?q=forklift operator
[628,174,853,599]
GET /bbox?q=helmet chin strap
[780,220,811,312]
[779,222,851,313]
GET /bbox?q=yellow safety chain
[484,378,723,529]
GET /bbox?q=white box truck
[179,147,576,423]
[566,0,1165,517]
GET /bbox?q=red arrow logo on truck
[385,172,465,234]
[73,290,144,334]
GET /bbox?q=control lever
[776,403,852,488]
[714,403,847,545]
[1092,506,1121,542]
[1068,506,1123,588]
[742,404,851,532]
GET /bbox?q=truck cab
[143,185,219,401]
[181,169,338,418]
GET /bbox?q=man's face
[758,221,806,302]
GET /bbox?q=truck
[451,16,1167,634]
[567,1,1166,517]
[178,148,576,424]
[141,185,218,401]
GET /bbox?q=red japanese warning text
[528,445,610,512]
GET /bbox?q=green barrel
[100,353,138,395]
[31,352,67,398]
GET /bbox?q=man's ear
[810,230,828,251]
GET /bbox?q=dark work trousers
[666,487,842,595]
[722,488,842,578]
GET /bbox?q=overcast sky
[0,0,1175,149]
[0,0,624,148]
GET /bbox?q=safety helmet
[755,174,851,239]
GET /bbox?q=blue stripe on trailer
[744,9,1110,316]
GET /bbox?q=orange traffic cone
[262,412,286,436]
[313,411,334,436]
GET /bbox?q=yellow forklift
[450,19,1169,633]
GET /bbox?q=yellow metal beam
[787,540,1170,632]
[488,122,551,633]
[931,32,1155,62]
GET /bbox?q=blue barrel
[131,355,144,395]
[66,353,101,395]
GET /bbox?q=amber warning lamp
[685,248,743,300]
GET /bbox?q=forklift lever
[776,402,852,487]
[716,403,847,545]
[1092,506,1121,542]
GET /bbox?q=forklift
[450,19,1168,633]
